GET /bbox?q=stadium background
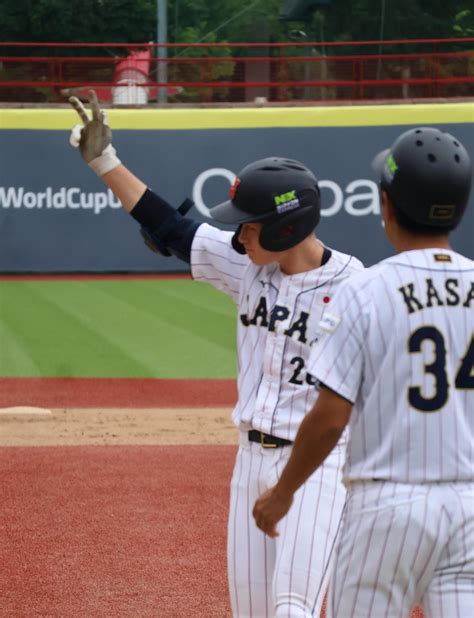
[1,103,473,272]
[1,103,471,615]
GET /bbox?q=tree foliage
[1,0,155,44]
[311,0,474,43]
[454,8,474,37]
[1,0,472,46]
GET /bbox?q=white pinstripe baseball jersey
[191,223,364,442]
[191,222,363,616]
[308,248,474,483]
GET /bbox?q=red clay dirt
[0,377,425,618]
[0,440,426,618]
[0,445,234,617]
[0,377,237,408]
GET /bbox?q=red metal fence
[0,38,473,105]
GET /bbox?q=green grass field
[0,279,237,378]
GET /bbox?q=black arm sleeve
[130,188,201,264]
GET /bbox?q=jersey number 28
[408,327,474,412]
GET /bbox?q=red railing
[0,38,473,104]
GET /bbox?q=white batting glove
[69,90,121,177]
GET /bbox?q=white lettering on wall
[192,168,236,218]
[0,175,380,219]
[192,169,380,219]
[0,188,121,215]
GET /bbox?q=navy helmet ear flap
[259,206,320,252]
[231,224,246,254]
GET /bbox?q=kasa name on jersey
[398,277,474,315]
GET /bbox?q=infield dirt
[0,407,237,446]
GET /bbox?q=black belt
[248,430,293,449]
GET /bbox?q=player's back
[345,247,474,483]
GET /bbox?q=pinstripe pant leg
[227,441,276,618]
[420,483,474,618]
[272,446,346,617]
[327,482,446,618]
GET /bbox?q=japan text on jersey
[191,223,364,442]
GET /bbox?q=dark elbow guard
[140,215,200,263]
[131,189,200,263]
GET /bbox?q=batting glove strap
[88,144,122,177]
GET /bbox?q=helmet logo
[430,204,455,220]
[230,178,240,200]
[385,153,398,179]
[274,190,300,214]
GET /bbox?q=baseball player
[253,127,474,617]
[68,91,364,617]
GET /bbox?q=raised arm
[69,90,146,210]
[68,90,199,262]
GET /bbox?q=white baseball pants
[327,480,474,618]
[227,433,346,617]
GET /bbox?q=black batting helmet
[210,157,321,253]
[372,127,472,230]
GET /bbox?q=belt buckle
[260,432,277,449]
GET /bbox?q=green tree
[1,0,155,45]
[305,1,473,47]
[166,0,287,103]
[454,8,474,36]
[2,0,473,46]
[169,0,286,45]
